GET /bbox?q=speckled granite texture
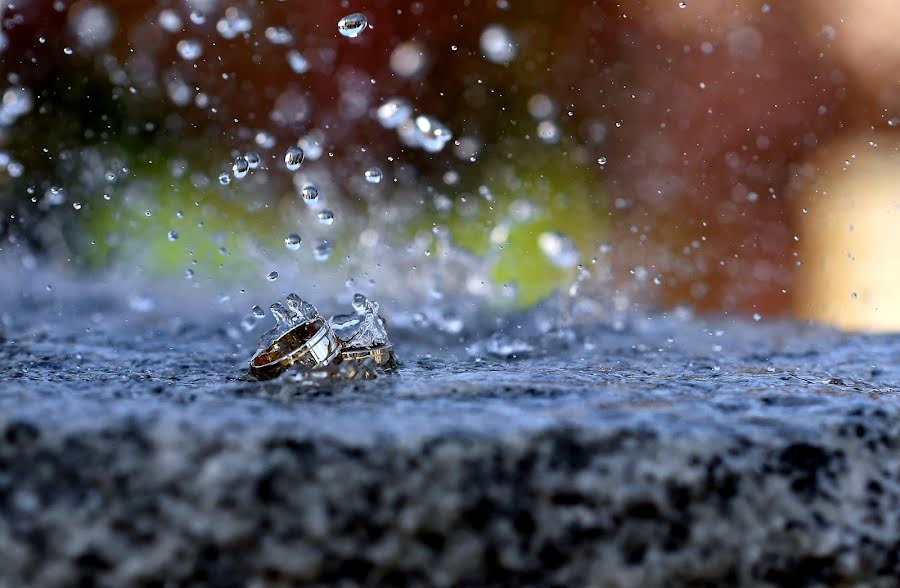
[1,288,899,587]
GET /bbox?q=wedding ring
[248,304,342,381]
[340,343,396,369]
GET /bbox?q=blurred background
[0,0,898,332]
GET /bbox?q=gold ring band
[340,343,396,369]
[249,317,342,381]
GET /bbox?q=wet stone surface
[1,288,899,587]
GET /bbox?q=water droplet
[300,185,319,203]
[284,233,302,250]
[753,312,762,322]
[376,98,412,129]
[538,231,579,268]
[252,305,265,318]
[390,41,429,78]
[265,26,293,45]
[158,9,182,33]
[352,293,369,314]
[176,39,203,61]
[314,240,333,261]
[167,230,178,242]
[218,172,231,186]
[245,151,260,170]
[317,210,335,225]
[287,50,310,74]
[414,115,452,153]
[480,24,516,64]
[216,7,252,40]
[337,13,367,38]
[0,87,33,125]
[536,120,560,144]
[364,167,383,183]
[597,156,607,166]
[678,1,687,8]
[184,268,194,279]
[232,156,250,179]
[285,146,304,171]
[266,270,279,281]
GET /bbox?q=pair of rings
[248,294,395,381]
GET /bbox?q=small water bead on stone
[284,233,301,251]
[364,167,383,184]
[218,173,231,185]
[167,230,178,242]
[337,13,367,38]
[317,210,334,225]
[480,24,517,64]
[284,146,304,171]
[376,98,412,129]
[287,50,310,74]
[266,270,278,281]
[232,156,250,179]
[176,39,203,61]
[300,185,319,203]
[314,239,333,261]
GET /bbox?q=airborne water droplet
[480,24,516,64]
[284,233,301,250]
[285,146,304,171]
[167,230,178,242]
[218,172,231,185]
[317,210,334,225]
[337,13,367,38]
[314,240,333,261]
[266,271,279,281]
[376,98,412,129]
[300,185,319,203]
[232,156,250,179]
[245,151,260,170]
[364,167,383,184]
[176,38,203,61]
[287,50,310,74]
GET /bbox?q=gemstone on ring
[248,294,342,381]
